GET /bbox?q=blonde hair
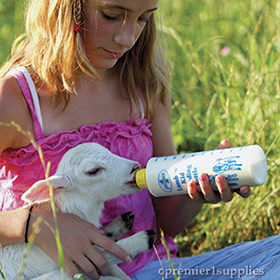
[0,0,170,119]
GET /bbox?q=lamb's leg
[101,230,156,272]
[102,230,155,279]
[101,212,134,241]
[106,264,131,280]
[117,230,156,260]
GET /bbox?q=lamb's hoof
[121,211,135,231]
[146,230,156,249]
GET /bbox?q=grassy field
[159,0,280,257]
[0,0,280,271]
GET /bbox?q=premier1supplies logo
[158,265,265,279]
[157,170,172,193]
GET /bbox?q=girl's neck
[75,65,120,88]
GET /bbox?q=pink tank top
[0,67,177,276]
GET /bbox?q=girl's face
[83,0,159,72]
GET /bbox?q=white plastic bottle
[136,145,267,197]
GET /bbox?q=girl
[0,0,250,279]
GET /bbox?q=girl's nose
[114,22,138,49]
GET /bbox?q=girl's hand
[187,140,251,204]
[29,208,131,280]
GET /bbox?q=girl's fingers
[90,233,131,264]
[188,177,221,204]
[235,185,251,198]
[187,180,205,203]
[72,249,106,279]
[198,173,217,202]
[217,139,230,149]
[188,174,236,204]
[215,175,233,202]
[64,259,81,279]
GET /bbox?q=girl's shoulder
[0,75,33,151]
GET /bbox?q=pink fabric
[0,68,177,276]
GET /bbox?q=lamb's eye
[86,168,102,176]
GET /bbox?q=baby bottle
[136,145,267,197]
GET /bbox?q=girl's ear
[22,175,70,203]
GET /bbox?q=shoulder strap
[18,67,44,130]
[6,67,44,140]
[132,88,145,120]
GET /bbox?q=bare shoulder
[0,75,33,152]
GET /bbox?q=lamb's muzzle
[126,165,140,187]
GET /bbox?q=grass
[0,0,280,276]
[158,0,280,257]
[0,0,26,64]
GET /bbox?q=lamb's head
[22,143,141,212]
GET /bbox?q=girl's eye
[102,12,120,21]
[139,17,149,23]
[138,13,154,24]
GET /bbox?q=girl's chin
[91,61,119,73]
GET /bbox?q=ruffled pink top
[0,67,177,276]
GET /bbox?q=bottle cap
[136,169,148,189]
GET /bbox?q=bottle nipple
[136,169,148,189]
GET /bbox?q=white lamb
[1,142,155,280]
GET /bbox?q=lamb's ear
[22,175,70,203]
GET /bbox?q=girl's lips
[103,49,124,59]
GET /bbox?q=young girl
[0,0,251,279]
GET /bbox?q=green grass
[0,0,26,64]
[0,0,280,272]
[158,0,280,256]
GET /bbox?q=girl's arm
[150,92,203,236]
[0,76,131,279]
